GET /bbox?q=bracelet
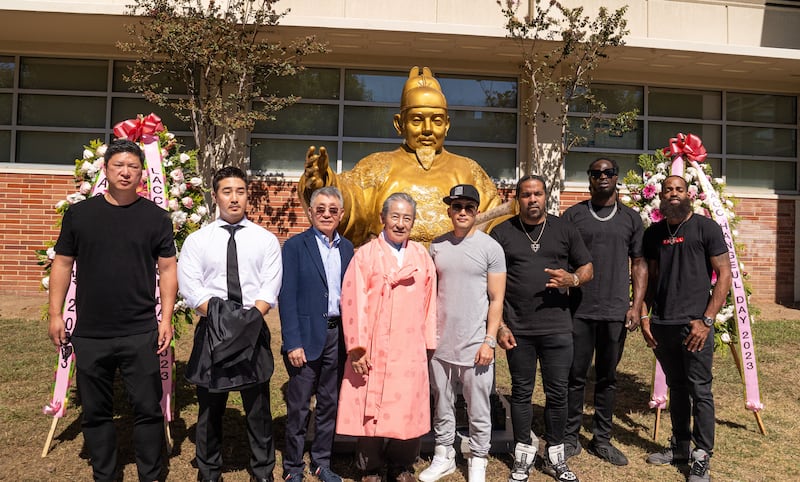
[640,315,650,320]
[484,335,496,341]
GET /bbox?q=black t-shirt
[563,201,644,321]
[54,195,176,337]
[490,214,592,336]
[643,214,728,325]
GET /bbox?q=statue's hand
[304,145,330,190]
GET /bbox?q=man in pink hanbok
[337,192,437,482]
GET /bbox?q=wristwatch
[483,336,497,348]
[701,316,714,327]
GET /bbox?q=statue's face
[397,90,450,152]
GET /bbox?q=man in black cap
[422,184,507,482]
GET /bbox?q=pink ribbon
[113,113,164,142]
[649,362,668,409]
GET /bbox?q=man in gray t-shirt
[420,184,506,482]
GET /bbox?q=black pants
[283,326,341,475]
[356,436,421,478]
[652,323,715,454]
[72,330,164,482]
[195,382,275,480]
[507,333,573,447]
[566,318,627,445]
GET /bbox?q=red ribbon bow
[662,132,707,163]
[113,113,164,142]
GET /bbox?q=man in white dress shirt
[178,166,283,482]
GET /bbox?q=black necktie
[222,224,244,304]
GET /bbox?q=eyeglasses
[588,168,618,179]
[314,206,340,216]
[450,202,478,214]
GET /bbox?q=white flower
[651,173,666,183]
[181,196,194,209]
[714,177,724,185]
[95,144,107,157]
[189,177,202,188]
[171,211,187,227]
[170,168,184,183]
[82,149,94,159]
[79,160,94,174]
[725,199,734,208]
[656,162,666,171]
[179,183,187,194]
[720,333,731,343]
[168,199,180,211]
[180,153,191,162]
[92,159,104,171]
[42,276,50,290]
[46,247,56,260]
[620,195,631,204]
[163,160,173,168]
[79,181,92,195]
[652,197,661,209]
[170,185,182,197]
[66,193,86,204]
[732,229,739,237]
[189,213,202,224]
[196,205,208,216]
[161,148,170,158]
[55,200,68,210]
[166,132,175,140]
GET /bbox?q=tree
[118,0,327,197]
[500,0,631,210]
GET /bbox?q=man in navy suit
[279,186,355,482]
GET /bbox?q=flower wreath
[621,136,757,350]
[36,114,210,329]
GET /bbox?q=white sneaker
[419,445,456,482]
[468,456,488,482]
[542,444,579,482]
[508,442,537,482]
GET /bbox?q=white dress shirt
[178,217,282,311]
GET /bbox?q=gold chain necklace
[521,215,547,253]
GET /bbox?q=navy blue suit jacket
[279,228,354,361]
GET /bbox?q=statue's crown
[400,66,447,112]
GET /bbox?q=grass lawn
[1,312,797,481]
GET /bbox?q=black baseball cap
[442,184,480,205]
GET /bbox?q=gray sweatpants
[429,357,494,457]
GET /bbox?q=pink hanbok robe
[336,234,437,440]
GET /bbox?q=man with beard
[562,158,647,466]
[300,66,502,246]
[641,175,731,482]
[491,175,593,482]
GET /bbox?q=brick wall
[1,174,794,306]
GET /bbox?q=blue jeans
[507,333,573,446]
[652,323,715,454]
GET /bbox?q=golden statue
[300,66,505,246]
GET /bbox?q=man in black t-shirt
[562,158,647,466]
[48,139,178,481]
[641,175,731,482]
[491,175,593,482]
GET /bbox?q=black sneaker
[688,449,711,482]
[587,440,628,466]
[564,442,582,460]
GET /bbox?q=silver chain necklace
[666,217,689,245]
[588,201,618,222]
[521,216,547,253]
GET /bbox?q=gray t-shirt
[429,230,506,366]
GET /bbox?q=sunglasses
[450,202,478,214]
[588,168,618,179]
[314,206,340,216]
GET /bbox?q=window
[566,85,799,192]
[0,57,194,165]
[250,68,519,179]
